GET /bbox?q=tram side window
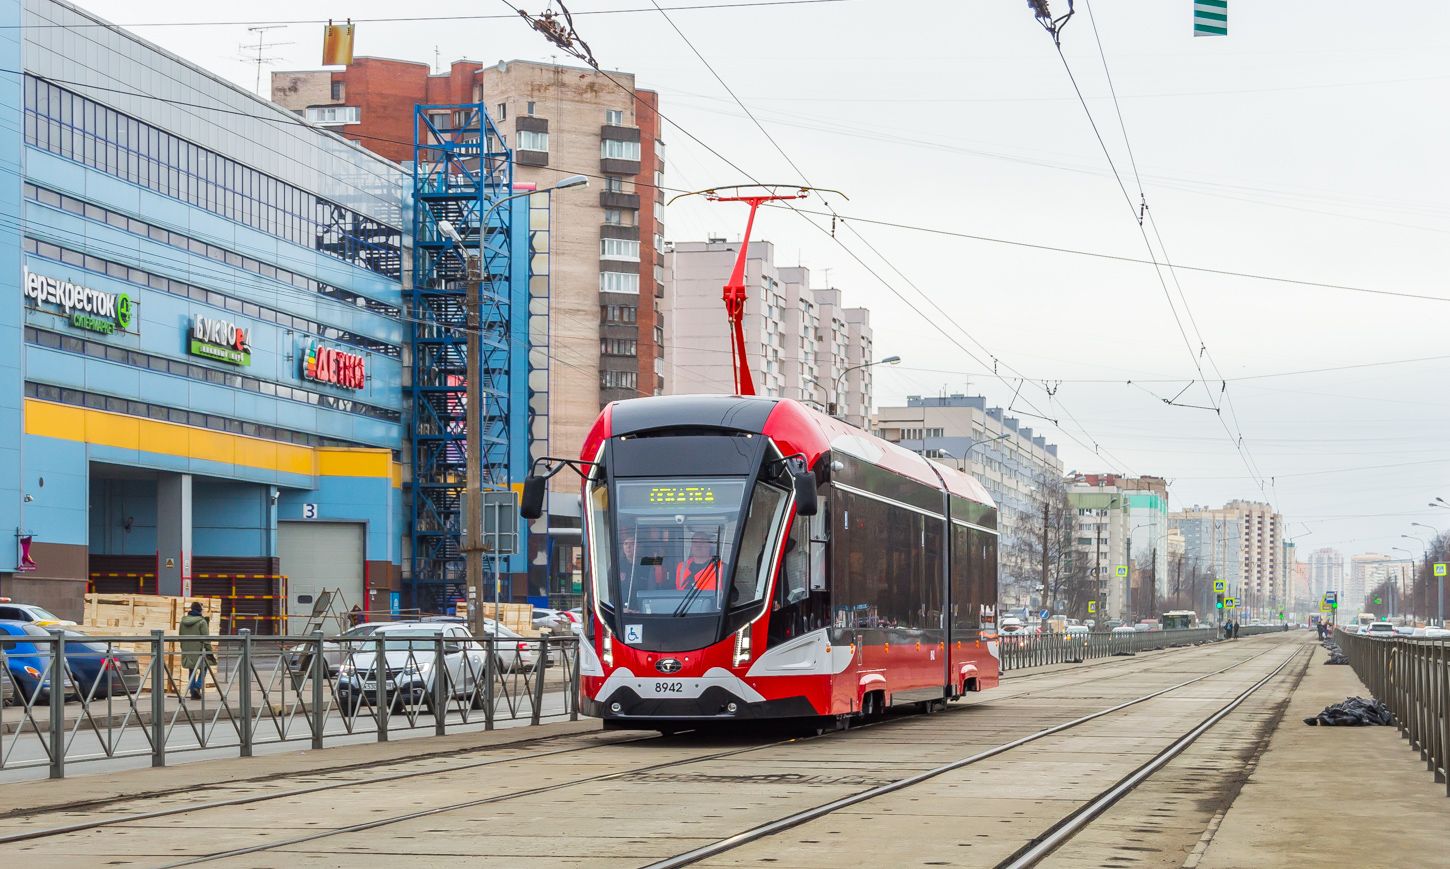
[766,498,831,649]
[951,524,980,631]
[923,516,944,630]
[834,490,928,631]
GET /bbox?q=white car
[335,623,492,716]
[1111,626,1138,636]
[1364,621,1396,638]
[0,600,76,627]
[1065,625,1090,637]
[532,608,573,633]
[997,617,1027,636]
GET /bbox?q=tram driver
[676,531,721,592]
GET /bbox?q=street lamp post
[832,355,900,422]
[1402,533,1428,623]
[1127,522,1151,623]
[1413,520,1443,625]
[438,174,588,639]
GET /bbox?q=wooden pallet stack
[72,593,224,691]
[455,601,538,636]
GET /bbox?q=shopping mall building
[0,0,418,626]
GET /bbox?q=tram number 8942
[653,682,685,694]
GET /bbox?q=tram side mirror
[792,472,818,516]
[520,476,547,520]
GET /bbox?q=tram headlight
[602,630,614,667]
[732,622,752,667]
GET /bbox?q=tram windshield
[587,475,790,622]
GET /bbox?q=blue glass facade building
[1,0,419,624]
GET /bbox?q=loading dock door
[278,521,365,624]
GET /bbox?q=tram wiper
[673,558,720,617]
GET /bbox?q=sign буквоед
[189,314,252,365]
[23,268,132,335]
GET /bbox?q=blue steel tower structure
[409,104,521,610]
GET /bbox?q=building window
[603,208,635,227]
[517,130,548,151]
[305,105,359,125]
[601,304,638,324]
[604,175,624,193]
[606,109,624,126]
[601,139,641,160]
[600,238,640,261]
[601,370,638,390]
[497,102,507,120]
[600,271,640,294]
[601,338,637,356]
[330,81,344,100]
[526,101,536,115]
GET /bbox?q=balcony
[600,191,640,210]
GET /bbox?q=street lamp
[438,173,589,639]
[1127,521,1152,622]
[1392,546,1415,620]
[1413,521,1445,625]
[832,355,900,420]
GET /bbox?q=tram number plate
[653,681,684,694]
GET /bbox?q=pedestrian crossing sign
[1436,563,1447,578]
[1115,565,1128,577]
[1224,597,1237,609]
[1088,600,1097,614]
[1213,579,1226,594]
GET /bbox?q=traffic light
[1215,594,1224,610]
[1374,596,1382,606]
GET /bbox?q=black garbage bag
[1320,642,1349,665]
[1303,696,1393,726]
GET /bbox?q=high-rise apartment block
[273,58,666,459]
[663,240,875,427]
[1171,501,1284,617]
[874,393,1062,605]
[1307,547,1344,603]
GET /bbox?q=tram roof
[604,395,995,509]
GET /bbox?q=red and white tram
[523,394,999,730]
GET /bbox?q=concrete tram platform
[1191,641,1450,868]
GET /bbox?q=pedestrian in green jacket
[178,603,213,700]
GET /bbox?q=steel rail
[0,731,657,846]
[641,641,1299,869]
[996,646,1309,868]
[2,634,1258,844]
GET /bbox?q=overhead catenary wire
[635,0,1137,473]
[1,0,856,29]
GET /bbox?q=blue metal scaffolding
[408,103,517,611]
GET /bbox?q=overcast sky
[78,0,1450,561]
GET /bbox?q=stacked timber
[455,601,538,635]
[71,594,224,691]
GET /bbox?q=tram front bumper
[584,669,818,721]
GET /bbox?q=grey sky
[77,0,1450,561]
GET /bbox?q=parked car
[287,622,396,678]
[0,621,71,704]
[1065,625,1090,637]
[0,600,76,627]
[1111,626,1139,636]
[532,608,573,633]
[483,619,559,670]
[334,623,493,716]
[61,631,143,699]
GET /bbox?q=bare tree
[1009,479,1091,619]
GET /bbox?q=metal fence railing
[0,630,580,779]
[1334,628,1449,797]
[995,625,1297,672]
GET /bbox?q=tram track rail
[0,630,1241,836]
[641,641,1305,869]
[0,636,1291,866]
[173,641,1291,867]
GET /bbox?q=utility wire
[4,0,856,29]
[19,69,1446,307]
[641,0,1136,472]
